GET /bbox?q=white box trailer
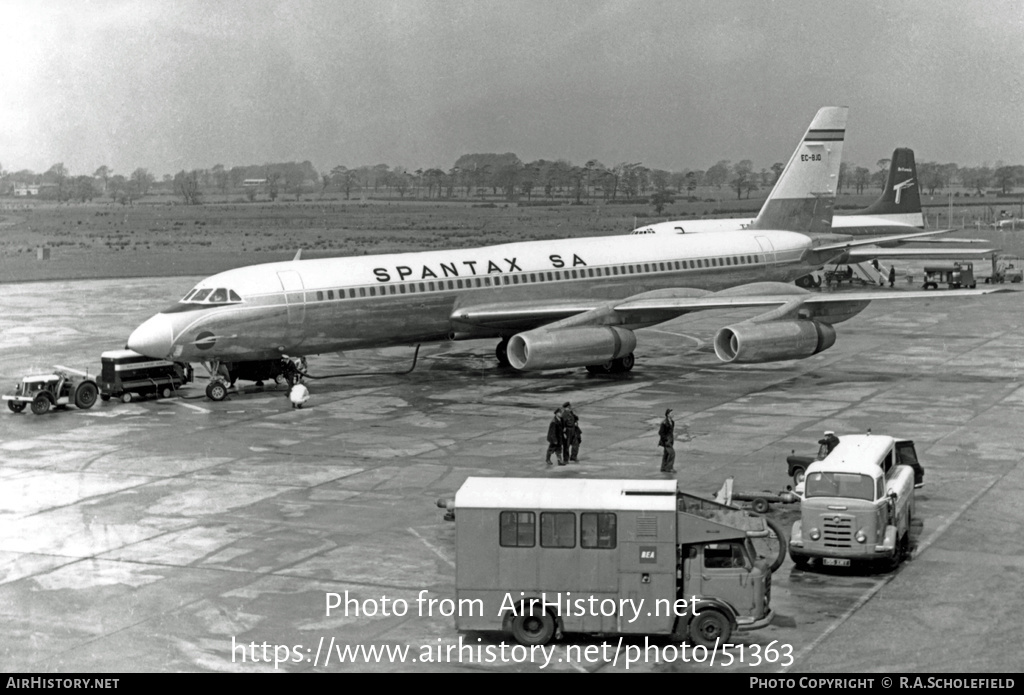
[453,477,774,648]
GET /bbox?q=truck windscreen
[805,472,874,501]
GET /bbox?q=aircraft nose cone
[128,314,174,358]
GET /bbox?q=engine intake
[507,326,636,371]
[713,320,836,363]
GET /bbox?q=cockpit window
[177,287,243,306]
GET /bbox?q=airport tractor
[4,367,99,415]
[447,477,775,649]
[789,434,918,571]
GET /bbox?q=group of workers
[546,402,582,465]
[544,403,680,474]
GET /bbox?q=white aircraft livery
[127,107,1009,400]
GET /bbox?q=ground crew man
[561,402,581,462]
[546,408,565,465]
[817,430,840,459]
[658,408,675,473]
[889,265,897,287]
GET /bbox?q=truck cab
[453,478,773,648]
[789,435,916,570]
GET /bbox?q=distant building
[242,179,267,187]
[13,184,40,196]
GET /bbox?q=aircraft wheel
[587,360,614,375]
[74,382,98,409]
[31,395,51,415]
[121,392,133,404]
[8,401,25,413]
[206,381,228,402]
[611,353,635,373]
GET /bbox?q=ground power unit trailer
[453,478,774,648]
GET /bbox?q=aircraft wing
[452,283,1013,333]
[813,228,965,252]
[450,299,605,330]
[844,246,999,262]
[614,286,1012,314]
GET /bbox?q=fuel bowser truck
[450,477,774,648]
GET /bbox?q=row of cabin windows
[499,511,617,549]
[309,254,765,302]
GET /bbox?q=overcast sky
[2,0,1022,178]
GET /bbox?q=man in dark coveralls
[658,408,675,473]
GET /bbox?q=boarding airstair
[852,262,887,286]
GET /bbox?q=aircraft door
[755,236,776,269]
[277,271,306,325]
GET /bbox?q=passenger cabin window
[581,512,616,549]
[499,512,535,548]
[540,512,576,548]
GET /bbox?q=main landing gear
[586,353,635,375]
[495,339,511,369]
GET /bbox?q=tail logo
[893,178,915,204]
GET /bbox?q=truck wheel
[74,382,98,409]
[8,401,25,413]
[160,387,172,399]
[100,394,111,402]
[688,609,731,649]
[790,551,811,569]
[791,466,806,486]
[31,395,51,415]
[206,381,228,402]
[510,607,555,646]
[121,392,133,404]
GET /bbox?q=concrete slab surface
[1,277,1022,673]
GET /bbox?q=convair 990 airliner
[127,107,1007,400]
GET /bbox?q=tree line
[2,155,1022,207]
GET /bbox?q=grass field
[0,189,1018,284]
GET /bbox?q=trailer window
[540,512,575,548]
[499,512,535,548]
[581,512,616,549]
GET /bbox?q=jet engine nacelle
[713,320,836,363]
[507,326,637,371]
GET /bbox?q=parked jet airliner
[127,107,1007,400]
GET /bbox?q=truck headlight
[855,530,867,544]
[809,528,821,541]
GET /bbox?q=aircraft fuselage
[128,230,819,363]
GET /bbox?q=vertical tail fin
[750,106,847,234]
[855,148,923,227]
